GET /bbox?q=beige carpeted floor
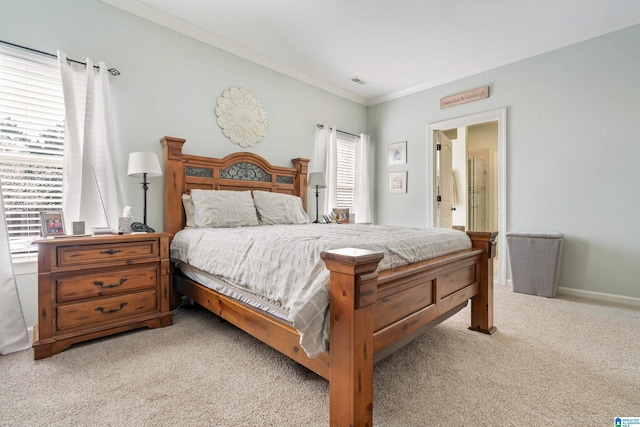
[1,283,639,427]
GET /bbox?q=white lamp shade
[127,152,163,177]
[308,172,326,189]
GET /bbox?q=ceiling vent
[350,76,367,85]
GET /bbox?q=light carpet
[1,283,638,426]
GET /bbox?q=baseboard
[557,287,640,308]
[503,279,640,307]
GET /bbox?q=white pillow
[252,190,310,225]
[182,194,195,228]
[191,189,259,228]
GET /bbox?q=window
[0,44,65,259]
[336,135,356,209]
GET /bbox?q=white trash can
[506,232,563,297]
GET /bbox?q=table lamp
[307,172,326,223]
[127,152,162,227]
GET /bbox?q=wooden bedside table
[32,233,173,360]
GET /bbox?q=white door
[436,131,453,228]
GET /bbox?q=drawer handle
[95,302,128,314]
[99,249,123,255]
[94,278,128,289]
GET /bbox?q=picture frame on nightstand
[332,208,350,223]
[40,211,66,237]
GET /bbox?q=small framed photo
[332,208,350,224]
[388,171,407,193]
[40,211,66,237]
[388,141,407,165]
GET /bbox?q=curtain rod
[0,40,121,76]
[316,124,360,139]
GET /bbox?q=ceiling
[104,0,640,105]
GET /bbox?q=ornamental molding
[215,87,268,147]
[220,162,271,182]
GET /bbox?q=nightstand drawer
[57,267,158,302]
[57,290,158,331]
[57,240,159,267]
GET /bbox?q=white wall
[369,24,640,300]
[2,0,367,327]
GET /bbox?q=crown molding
[368,11,640,106]
[101,0,368,105]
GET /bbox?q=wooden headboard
[160,136,310,235]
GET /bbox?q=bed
[161,136,497,426]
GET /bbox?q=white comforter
[170,224,471,357]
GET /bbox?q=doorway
[440,124,498,234]
[428,108,507,285]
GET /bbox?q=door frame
[427,108,507,285]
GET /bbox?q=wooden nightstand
[32,233,173,360]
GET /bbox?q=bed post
[291,158,309,209]
[160,136,185,311]
[321,248,384,427]
[467,231,498,334]
[160,136,186,236]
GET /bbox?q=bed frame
[161,136,497,426]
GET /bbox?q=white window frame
[336,135,357,210]
[0,44,65,261]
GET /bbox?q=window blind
[0,44,65,259]
[336,136,356,209]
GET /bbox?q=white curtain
[0,180,30,355]
[354,133,373,223]
[314,124,337,215]
[58,52,125,231]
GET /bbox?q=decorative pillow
[191,189,259,228]
[182,194,196,228]
[252,190,310,225]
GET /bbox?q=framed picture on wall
[40,211,66,237]
[388,171,407,193]
[388,141,407,165]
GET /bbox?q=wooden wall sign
[440,86,489,109]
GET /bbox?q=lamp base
[313,187,321,224]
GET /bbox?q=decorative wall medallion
[215,87,268,147]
